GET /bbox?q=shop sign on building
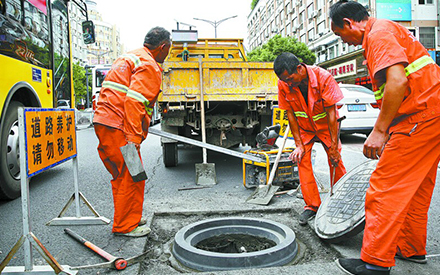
[327,60,357,79]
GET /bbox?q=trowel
[120,143,148,182]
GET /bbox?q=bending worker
[93,27,171,237]
[273,52,347,225]
[330,1,440,274]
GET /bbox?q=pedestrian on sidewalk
[93,27,171,237]
[273,52,347,225]
[330,1,440,274]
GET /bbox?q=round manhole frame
[315,160,378,243]
[172,217,298,271]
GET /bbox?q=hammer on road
[64,228,147,271]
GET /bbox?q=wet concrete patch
[139,209,341,274]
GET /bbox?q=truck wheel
[163,143,178,167]
[0,101,23,199]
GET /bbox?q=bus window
[5,0,21,22]
[0,0,5,14]
[91,65,111,110]
[51,0,71,105]
[95,68,108,87]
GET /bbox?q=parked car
[57,99,70,108]
[337,84,380,136]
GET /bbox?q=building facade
[84,0,123,66]
[69,1,123,66]
[247,0,439,85]
[69,2,88,66]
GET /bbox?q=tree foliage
[72,62,88,106]
[247,35,316,65]
[251,0,259,10]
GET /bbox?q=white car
[337,84,380,136]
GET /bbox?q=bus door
[50,0,72,108]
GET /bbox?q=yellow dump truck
[158,31,279,167]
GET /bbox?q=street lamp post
[87,50,113,65]
[84,65,94,109]
[193,15,238,38]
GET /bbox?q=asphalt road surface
[0,123,439,275]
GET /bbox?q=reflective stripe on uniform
[295,111,308,118]
[294,111,326,121]
[102,80,128,94]
[312,112,327,121]
[374,55,435,100]
[127,89,150,108]
[404,55,435,76]
[121,53,142,68]
[103,80,151,112]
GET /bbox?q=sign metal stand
[0,108,108,274]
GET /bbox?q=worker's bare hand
[289,145,305,164]
[363,129,388,159]
[328,146,341,167]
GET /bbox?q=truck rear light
[336,103,343,109]
[370,103,379,109]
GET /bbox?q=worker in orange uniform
[274,52,347,225]
[330,1,440,274]
[93,27,171,237]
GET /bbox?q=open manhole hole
[172,217,298,271]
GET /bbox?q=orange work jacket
[362,18,440,133]
[93,47,163,144]
[278,65,344,148]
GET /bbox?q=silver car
[337,84,380,136]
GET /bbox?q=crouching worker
[273,52,347,225]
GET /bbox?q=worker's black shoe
[299,209,316,225]
[395,253,427,264]
[335,258,390,275]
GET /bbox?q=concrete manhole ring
[172,217,298,271]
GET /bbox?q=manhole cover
[172,217,298,271]
[315,160,378,243]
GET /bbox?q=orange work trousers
[94,124,145,233]
[361,116,440,267]
[298,139,346,211]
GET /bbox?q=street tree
[247,35,316,65]
[72,62,89,108]
[251,0,259,10]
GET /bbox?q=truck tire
[0,101,23,199]
[163,143,178,167]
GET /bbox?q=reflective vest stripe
[312,112,327,121]
[404,55,434,76]
[103,81,151,112]
[102,81,128,94]
[146,107,153,116]
[294,111,308,118]
[121,53,142,68]
[127,89,150,108]
[374,55,435,100]
[294,111,327,121]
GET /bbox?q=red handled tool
[64,228,128,270]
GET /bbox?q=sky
[92,0,252,52]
